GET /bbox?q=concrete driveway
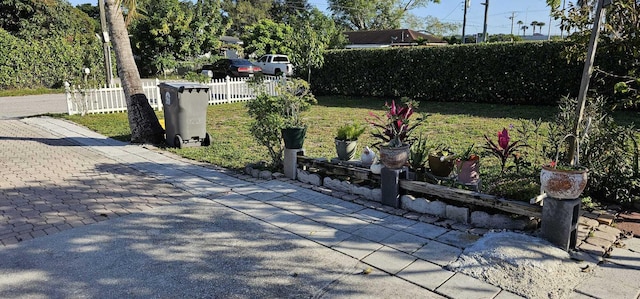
[0,94,67,119]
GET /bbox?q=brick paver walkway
[0,120,190,245]
[1,117,638,299]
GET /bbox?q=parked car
[254,54,294,76]
[200,59,262,79]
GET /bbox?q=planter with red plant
[368,98,424,169]
[540,133,589,199]
[455,144,480,184]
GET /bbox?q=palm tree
[104,0,164,144]
[521,25,529,36]
[546,0,561,39]
[517,20,523,36]
[537,21,545,34]
[531,21,539,34]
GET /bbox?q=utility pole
[481,0,489,42]
[509,12,516,35]
[462,0,470,44]
[98,0,114,87]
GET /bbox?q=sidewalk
[0,117,638,298]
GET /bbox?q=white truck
[255,54,294,76]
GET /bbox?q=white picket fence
[65,76,281,115]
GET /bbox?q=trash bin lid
[158,82,209,93]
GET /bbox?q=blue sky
[68,0,565,35]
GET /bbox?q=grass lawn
[64,95,639,202]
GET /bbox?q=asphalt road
[0,93,67,119]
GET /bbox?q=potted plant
[245,77,316,169]
[455,144,480,184]
[335,123,367,161]
[368,98,424,169]
[428,146,456,177]
[540,133,589,199]
[278,78,317,149]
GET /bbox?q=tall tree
[104,0,164,144]
[241,19,293,57]
[328,0,440,30]
[517,20,523,35]
[191,0,228,56]
[0,0,95,38]
[422,15,461,37]
[537,21,545,33]
[559,0,640,108]
[222,0,273,36]
[289,8,343,81]
[270,0,312,23]
[531,21,539,34]
[546,0,562,37]
[130,0,195,75]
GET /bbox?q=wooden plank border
[400,180,542,218]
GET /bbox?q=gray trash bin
[159,82,211,148]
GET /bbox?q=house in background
[344,29,448,49]
[219,36,243,58]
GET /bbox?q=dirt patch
[447,231,596,299]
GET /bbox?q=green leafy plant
[246,78,317,168]
[410,133,430,171]
[545,96,640,204]
[335,123,366,141]
[457,144,478,161]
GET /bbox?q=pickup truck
[254,54,294,76]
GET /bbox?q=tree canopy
[328,0,440,30]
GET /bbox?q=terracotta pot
[540,165,588,199]
[379,144,410,169]
[428,154,455,177]
[456,157,480,184]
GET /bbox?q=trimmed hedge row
[312,42,584,105]
[0,28,104,89]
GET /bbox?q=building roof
[344,29,447,46]
[220,36,243,45]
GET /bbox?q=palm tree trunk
[104,0,164,144]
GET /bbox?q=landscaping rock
[471,211,492,227]
[296,169,322,186]
[370,188,382,202]
[259,170,272,180]
[401,196,446,217]
[352,186,372,200]
[446,205,469,224]
[401,195,428,213]
[425,201,447,217]
[251,168,260,178]
[489,214,519,230]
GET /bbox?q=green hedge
[0,28,104,89]
[312,42,584,105]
